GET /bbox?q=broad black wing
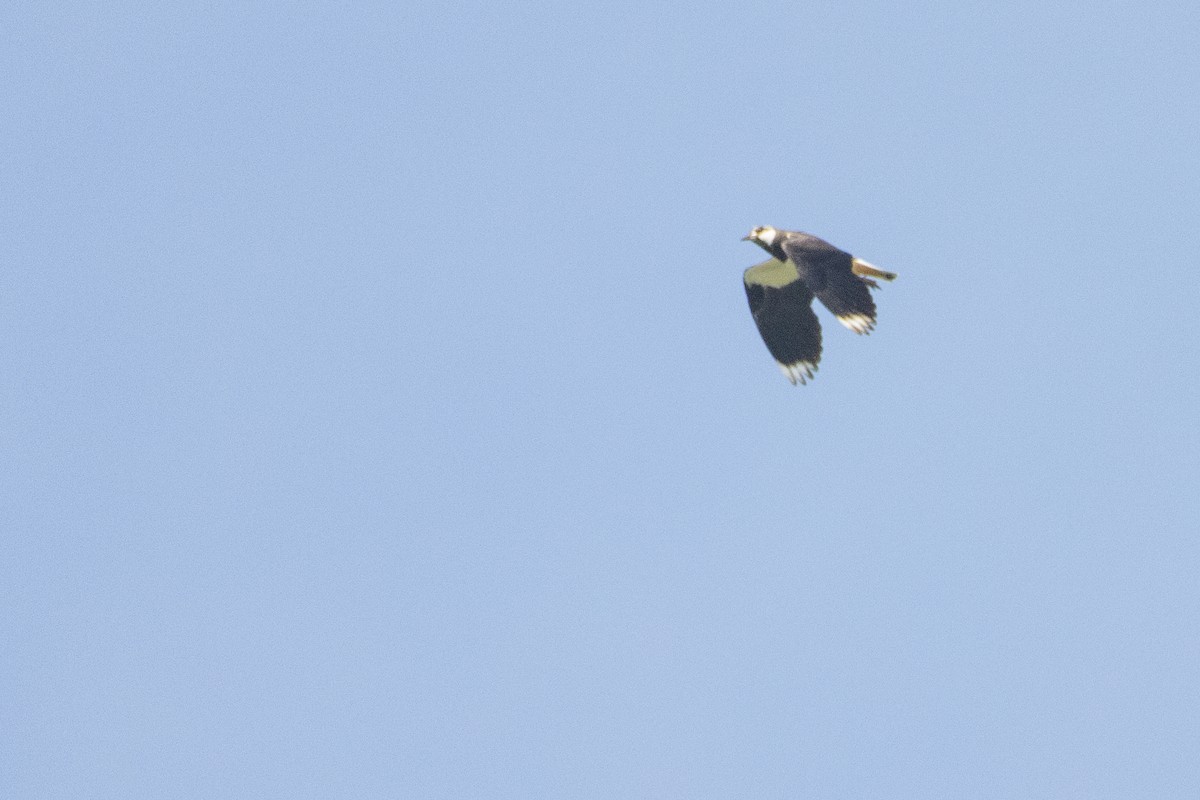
[744,259,822,384]
[781,238,878,335]
[815,265,879,334]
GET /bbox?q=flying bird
[742,226,897,384]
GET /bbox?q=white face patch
[755,226,778,246]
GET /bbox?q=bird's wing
[815,267,878,334]
[782,240,880,335]
[744,259,822,384]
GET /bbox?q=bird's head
[742,225,780,250]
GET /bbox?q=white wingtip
[779,361,818,385]
[836,313,875,334]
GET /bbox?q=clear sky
[4,1,1199,797]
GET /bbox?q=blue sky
[4,1,1199,797]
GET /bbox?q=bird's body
[742,226,896,384]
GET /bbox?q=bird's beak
[741,234,752,241]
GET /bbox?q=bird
[742,226,896,385]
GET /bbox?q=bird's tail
[851,258,897,283]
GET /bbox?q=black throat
[756,236,787,262]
